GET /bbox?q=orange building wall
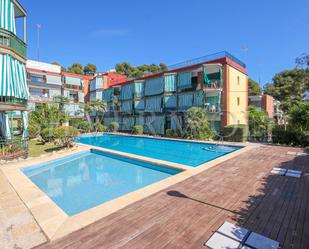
[262,95,274,118]
[221,64,248,127]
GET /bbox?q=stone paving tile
[0,170,47,249]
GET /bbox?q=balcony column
[23,17,27,43]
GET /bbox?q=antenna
[36,24,41,61]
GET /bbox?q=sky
[18,0,309,86]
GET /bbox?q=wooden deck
[35,145,309,249]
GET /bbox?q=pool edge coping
[0,141,257,241]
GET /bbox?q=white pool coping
[1,135,257,241]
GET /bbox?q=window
[69,92,79,102]
[237,97,240,106]
[237,76,240,85]
[29,88,49,97]
[30,74,46,83]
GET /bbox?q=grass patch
[28,139,64,157]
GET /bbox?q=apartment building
[26,60,91,118]
[249,94,274,118]
[89,72,127,112]
[90,51,248,135]
[0,0,29,158]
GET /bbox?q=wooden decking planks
[35,146,309,249]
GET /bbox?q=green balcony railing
[0,28,27,58]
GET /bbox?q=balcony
[0,28,27,59]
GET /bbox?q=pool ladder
[216,136,224,147]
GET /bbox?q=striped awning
[0,0,16,34]
[0,54,29,100]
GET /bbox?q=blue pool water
[22,150,180,215]
[77,134,240,167]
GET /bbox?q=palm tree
[53,95,69,125]
[53,95,69,112]
[81,99,107,132]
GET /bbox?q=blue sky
[19,0,309,86]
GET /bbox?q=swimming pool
[22,150,180,215]
[77,134,240,167]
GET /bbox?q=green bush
[97,123,107,132]
[54,126,78,148]
[28,123,40,139]
[41,128,55,143]
[78,121,91,133]
[222,125,249,142]
[166,129,179,138]
[184,107,214,140]
[132,125,143,135]
[272,125,309,147]
[108,122,119,132]
[69,118,84,129]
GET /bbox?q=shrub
[54,126,78,148]
[184,107,214,140]
[28,123,40,139]
[41,128,55,143]
[108,122,119,132]
[97,123,107,132]
[272,125,309,147]
[78,121,91,133]
[132,125,143,135]
[166,129,179,138]
[222,125,249,142]
[69,118,84,129]
[248,106,273,142]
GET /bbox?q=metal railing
[168,51,246,70]
[0,96,27,105]
[0,137,29,160]
[0,28,27,58]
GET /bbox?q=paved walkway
[34,145,309,249]
[0,170,46,249]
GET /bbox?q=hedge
[272,125,309,147]
[222,125,249,142]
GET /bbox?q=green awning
[203,65,210,85]
[0,112,12,139]
[0,54,29,100]
[0,0,16,34]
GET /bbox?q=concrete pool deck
[0,136,254,244]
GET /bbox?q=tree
[264,69,308,111]
[289,101,309,133]
[296,54,309,69]
[30,103,60,130]
[51,62,66,72]
[248,79,262,96]
[115,62,167,78]
[115,62,135,76]
[52,96,70,124]
[248,106,273,141]
[81,99,107,132]
[159,63,168,72]
[83,64,97,75]
[184,107,214,140]
[68,63,84,75]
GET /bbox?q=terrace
[0,143,308,249]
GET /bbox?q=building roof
[111,51,247,87]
